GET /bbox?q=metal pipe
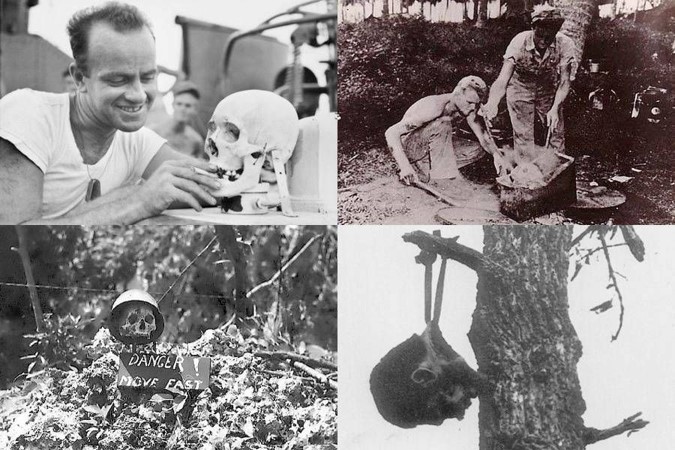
[222,13,337,80]
[260,0,326,24]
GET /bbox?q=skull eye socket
[222,122,240,143]
[127,313,138,323]
[412,367,437,386]
[145,314,154,324]
[251,151,262,159]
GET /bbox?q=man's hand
[138,159,222,216]
[399,164,420,186]
[546,107,560,130]
[483,101,499,121]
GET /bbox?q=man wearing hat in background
[149,80,204,158]
[385,75,503,186]
[484,5,577,160]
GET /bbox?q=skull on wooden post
[110,290,164,345]
[204,90,300,216]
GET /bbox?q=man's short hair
[454,76,488,99]
[172,80,201,100]
[67,1,154,75]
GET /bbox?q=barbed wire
[0,281,230,300]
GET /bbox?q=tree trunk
[476,0,488,27]
[468,226,587,449]
[214,226,253,319]
[554,0,598,66]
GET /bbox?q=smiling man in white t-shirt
[0,2,221,224]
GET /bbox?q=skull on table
[205,90,300,216]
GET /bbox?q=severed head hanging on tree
[370,247,489,428]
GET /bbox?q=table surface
[139,208,337,225]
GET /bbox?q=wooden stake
[12,226,45,332]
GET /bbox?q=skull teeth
[215,167,244,181]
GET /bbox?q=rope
[432,258,447,324]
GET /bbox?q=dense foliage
[338,14,674,162]
[0,226,337,388]
[0,325,336,449]
[338,15,521,153]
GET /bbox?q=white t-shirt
[0,89,165,218]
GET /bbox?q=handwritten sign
[117,353,210,391]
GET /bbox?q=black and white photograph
[0,0,337,225]
[338,0,674,225]
[3,0,675,448]
[339,224,675,449]
[0,225,337,449]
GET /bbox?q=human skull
[119,304,157,339]
[370,321,483,428]
[204,90,300,198]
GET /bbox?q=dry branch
[402,230,503,276]
[255,351,337,371]
[292,361,338,390]
[246,234,322,298]
[598,231,626,341]
[584,412,649,444]
[158,235,218,304]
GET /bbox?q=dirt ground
[338,133,675,225]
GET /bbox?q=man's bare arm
[466,112,499,155]
[547,62,571,129]
[0,138,154,224]
[0,138,44,224]
[385,121,420,185]
[485,60,515,120]
[41,148,220,224]
[1,139,222,224]
[385,95,449,185]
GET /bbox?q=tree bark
[468,226,587,449]
[476,0,489,27]
[214,226,253,318]
[554,0,599,67]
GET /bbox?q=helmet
[110,289,164,345]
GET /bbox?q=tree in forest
[0,225,337,387]
[391,226,649,449]
[476,0,489,26]
[554,0,598,68]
